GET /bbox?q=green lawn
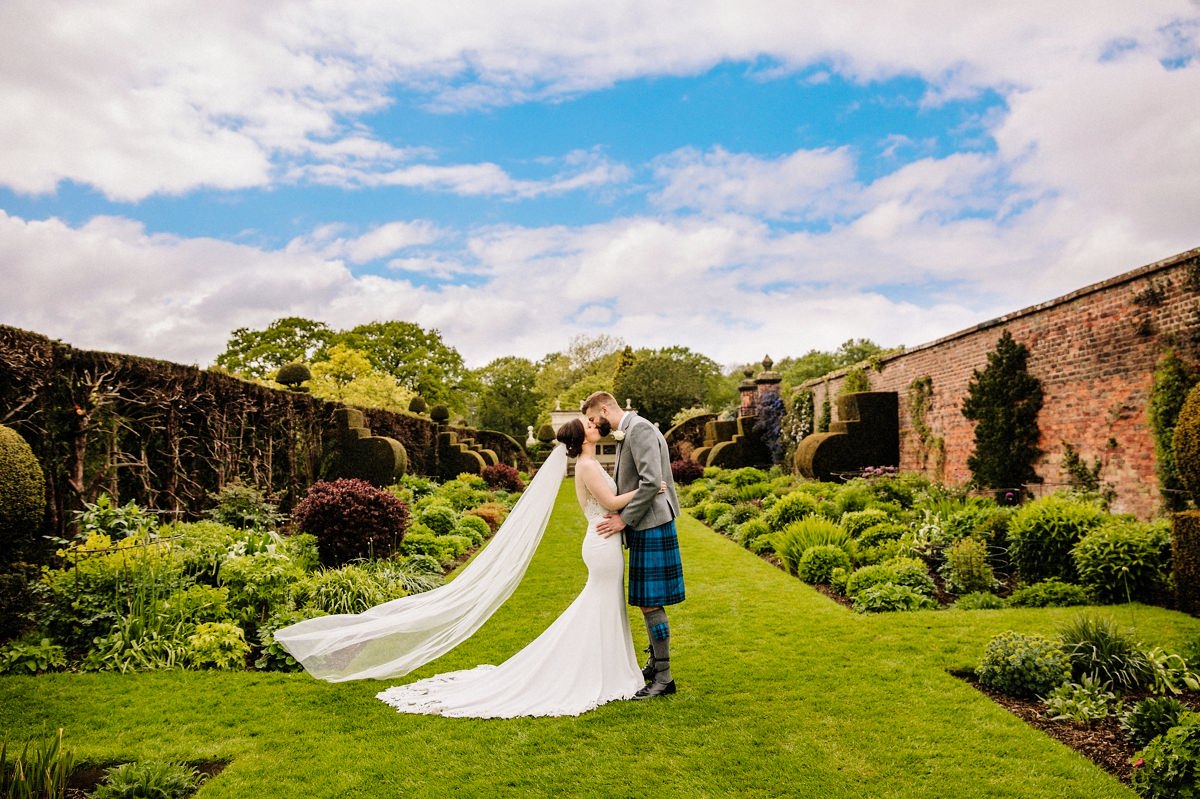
[4,481,1200,798]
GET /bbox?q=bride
[376,417,651,717]
[275,417,659,718]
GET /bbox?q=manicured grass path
[5,481,1200,798]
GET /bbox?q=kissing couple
[275,391,685,718]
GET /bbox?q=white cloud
[651,146,857,220]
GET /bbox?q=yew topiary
[275,362,312,387]
[1173,381,1200,504]
[408,396,428,414]
[0,425,46,562]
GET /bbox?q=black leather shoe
[632,680,676,700]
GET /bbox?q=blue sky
[1,2,1198,369]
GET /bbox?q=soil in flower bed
[66,760,227,798]
[954,672,1200,784]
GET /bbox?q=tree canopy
[474,356,541,438]
[215,317,335,379]
[614,346,724,428]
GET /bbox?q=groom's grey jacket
[613,413,680,532]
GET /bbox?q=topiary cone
[1172,382,1200,505]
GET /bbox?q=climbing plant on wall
[961,330,1044,492]
[907,375,945,480]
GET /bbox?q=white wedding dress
[376,472,644,718]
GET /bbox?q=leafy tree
[215,317,335,379]
[309,344,414,411]
[475,356,541,438]
[534,334,624,411]
[961,330,1044,490]
[333,321,468,407]
[776,339,885,387]
[613,346,723,427]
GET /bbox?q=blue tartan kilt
[627,520,685,607]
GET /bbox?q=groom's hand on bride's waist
[595,513,627,537]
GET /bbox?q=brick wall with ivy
[0,325,528,537]
[802,247,1200,519]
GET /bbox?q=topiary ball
[0,425,46,560]
[408,396,428,414]
[275,362,312,386]
[536,423,555,443]
[430,405,451,424]
[1173,381,1200,504]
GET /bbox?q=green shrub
[92,761,205,799]
[845,557,934,598]
[727,503,761,525]
[840,508,893,538]
[171,520,240,581]
[1131,711,1200,799]
[830,566,849,594]
[369,556,444,595]
[976,631,1070,698]
[735,518,771,549]
[775,517,852,575]
[1042,674,1120,724]
[282,533,320,573]
[953,592,1006,610]
[1007,578,1091,608]
[797,545,852,584]
[1072,518,1172,603]
[1122,696,1186,748]
[185,621,249,669]
[293,478,411,565]
[1057,614,1151,691]
[454,524,485,547]
[0,424,45,564]
[417,504,459,536]
[399,529,445,560]
[853,583,937,613]
[858,521,907,548]
[435,477,489,511]
[456,514,491,541]
[1007,495,1106,583]
[724,467,770,487]
[831,484,875,518]
[704,502,735,526]
[682,484,710,507]
[766,492,822,531]
[74,494,157,540]
[748,534,775,555]
[940,537,996,595]
[439,534,472,559]
[218,553,302,627]
[855,539,904,566]
[204,482,283,531]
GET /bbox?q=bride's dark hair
[556,418,585,458]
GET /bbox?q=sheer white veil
[274,445,568,682]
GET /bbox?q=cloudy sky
[1,1,1198,369]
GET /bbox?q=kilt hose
[627,519,685,607]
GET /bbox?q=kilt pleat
[627,520,685,606]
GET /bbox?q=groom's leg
[641,606,671,684]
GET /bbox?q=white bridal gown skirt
[377,520,644,718]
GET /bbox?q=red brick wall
[803,247,1200,519]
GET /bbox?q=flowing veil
[274,445,568,682]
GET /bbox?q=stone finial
[762,355,774,371]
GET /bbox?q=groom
[585,391,684,699]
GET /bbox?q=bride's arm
[577,459,663,512]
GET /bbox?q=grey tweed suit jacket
[613,413,680,532]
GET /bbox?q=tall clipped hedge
[0,325,526,540]
[1174,511,1200,614]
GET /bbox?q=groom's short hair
[582,391,618,414]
